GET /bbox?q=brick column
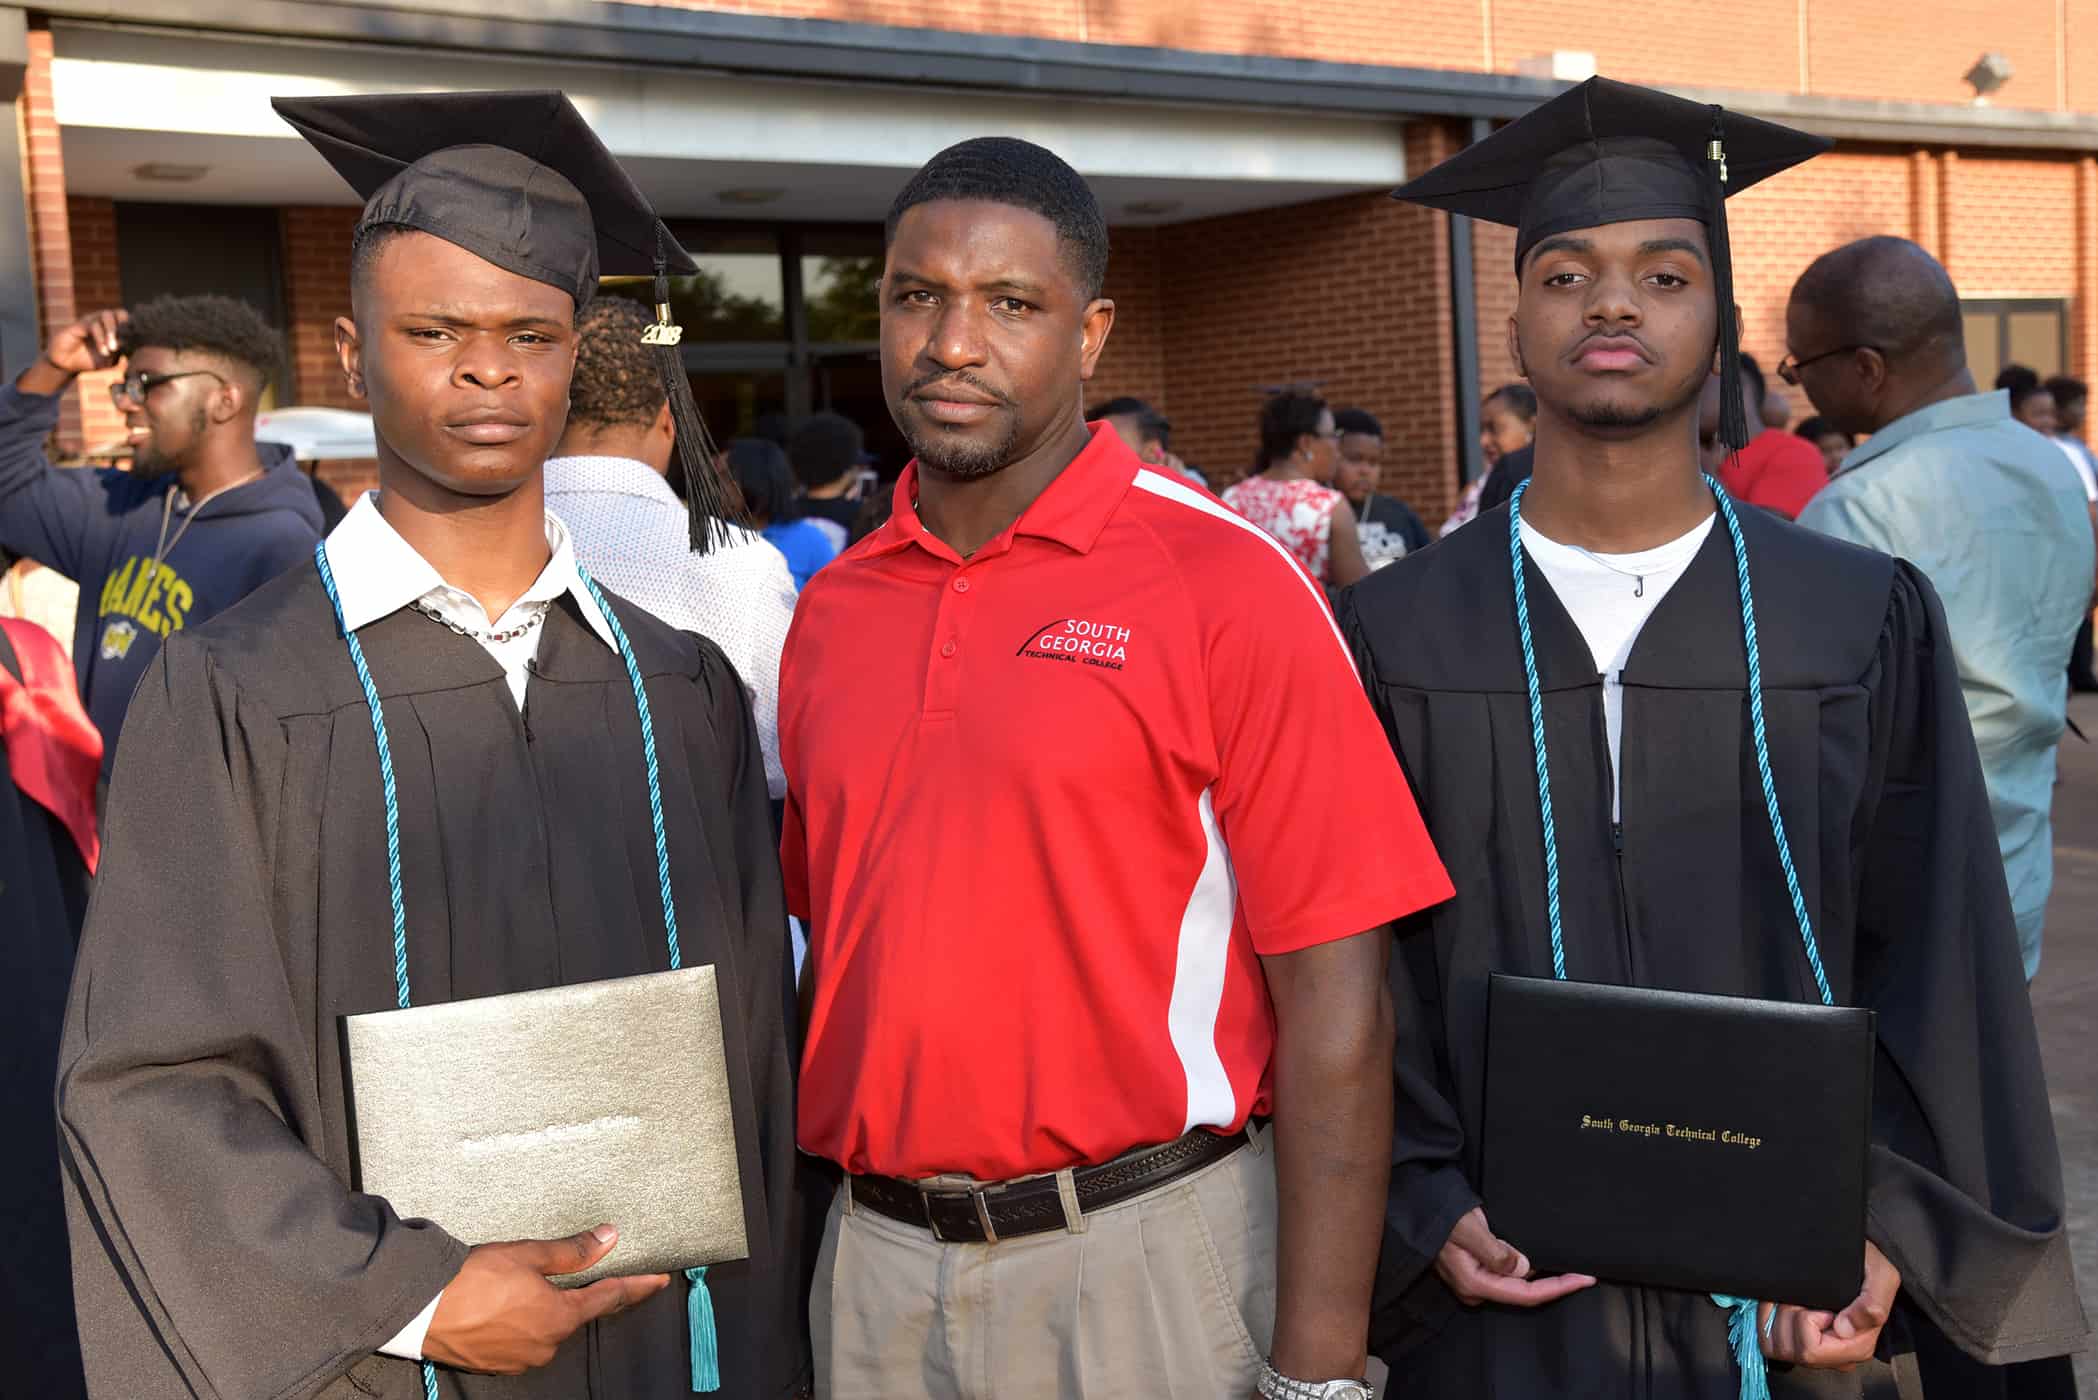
[21,25,82,451]
[1936,149,1959,280]
[2077,156,2098,389]
[1909,149,1941,257]
[281,206,358,410]
[66,196,124,452]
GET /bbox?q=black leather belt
[849,1126,1250,1244]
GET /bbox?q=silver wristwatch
[1256,1360,1375,1400]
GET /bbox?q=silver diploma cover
[345,966,749,1285]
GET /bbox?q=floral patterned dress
[1221,475,1343,582]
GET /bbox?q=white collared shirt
[323,490,618,709]
[544,453,797,798]
[325,491,625,1361]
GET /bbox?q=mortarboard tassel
[1711,1294,1772,1400]
[646,229,744,554]
[1705,106,1752,460]
[685,1266,721,1392]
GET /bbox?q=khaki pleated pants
[812,1130,1278,1400]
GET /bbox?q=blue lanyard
[1505,480,1834,1398]
[312,540,719,1395]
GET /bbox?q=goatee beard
[1571,401,1666,431]
[130,444,181,479]
[902,418,1023,481]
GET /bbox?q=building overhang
[26,0,2098,154]
[47,19,1411,223]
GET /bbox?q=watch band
[1255,1360,1375,1400]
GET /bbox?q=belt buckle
[919,1183,1001,1244]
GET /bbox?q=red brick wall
[1487,0,1802,94]
[22,28,85,453]
[1808,0,2069,109]
[282,206,359,410]
[629,0,1484,68]
[1087,224,1166,410]
[1149,121,1463,521]
[632,0,2090,109]
[65,197,125,452]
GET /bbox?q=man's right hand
[19,309,127,396]
[1434,1207,1597,1307]
[420,1224,671,1375]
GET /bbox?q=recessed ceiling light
[132,162,210,183]
[716,188,785,206]
[1123,199,1183,217]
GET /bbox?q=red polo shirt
[1719,428,1828,519]
[779,425,1451,1181]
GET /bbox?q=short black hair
[117,294,282,394]
[886,137,1109,299]
[1259,390,1329,464]
[2045,374,2087,410]
[1334,407,1384,439]
[349,221,416,302]
[1791,237,1965,365]
[1086,396,1151,421]
[1738,351,1767,402]
[787,412,865,490]
[1485,383,1538,421]
[1795,415,1845,442]
[1996,364,2048,414]
[726,437,798,523]
[567,296,666,431]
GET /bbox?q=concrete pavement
[2033,693,2098,1396]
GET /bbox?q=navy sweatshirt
[0,385,324,775]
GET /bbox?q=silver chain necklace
[409,597,549,644]
[1566,544,1649,597]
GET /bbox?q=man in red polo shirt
[1701,352,1827,517]
[779,138,1451,1400]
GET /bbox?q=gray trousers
[812,1131,1278,1399]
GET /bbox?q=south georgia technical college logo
[1016,617,1134,672]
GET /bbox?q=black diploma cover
[1483,973,1874,1309]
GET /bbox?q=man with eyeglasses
[0,297,323,779]
[1791,236,2093,989]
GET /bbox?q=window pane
[2006,309,2064,377]
[633,228,785,341]
[801,228,883,344]
[691,368,788,445]
[1963,311,2001,390]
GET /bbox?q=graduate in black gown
[56,92,806,1399]
[1344,79,2088,1398]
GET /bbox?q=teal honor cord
[1505,481,1836,1400]
[314,542,723,1396]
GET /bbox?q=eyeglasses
[1776,345,1877,387]
[109,369,224,409]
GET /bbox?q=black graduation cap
[1394,77,1831,452]
[272,89,738,550]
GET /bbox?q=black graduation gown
[0,625,90,1400]
[1339,503,2089,1399]
[56,562,808,1400]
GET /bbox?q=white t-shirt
[1520,514,1717,818]
[2053,435,2098,503]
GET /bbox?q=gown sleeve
[1338,593,1482,1350]
[55,633,467,1400]
[1856,562,2090,1363]
[686,635,811,1396]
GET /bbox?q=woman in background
[1222,390,1369,587]
[1440,383,1537,535]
